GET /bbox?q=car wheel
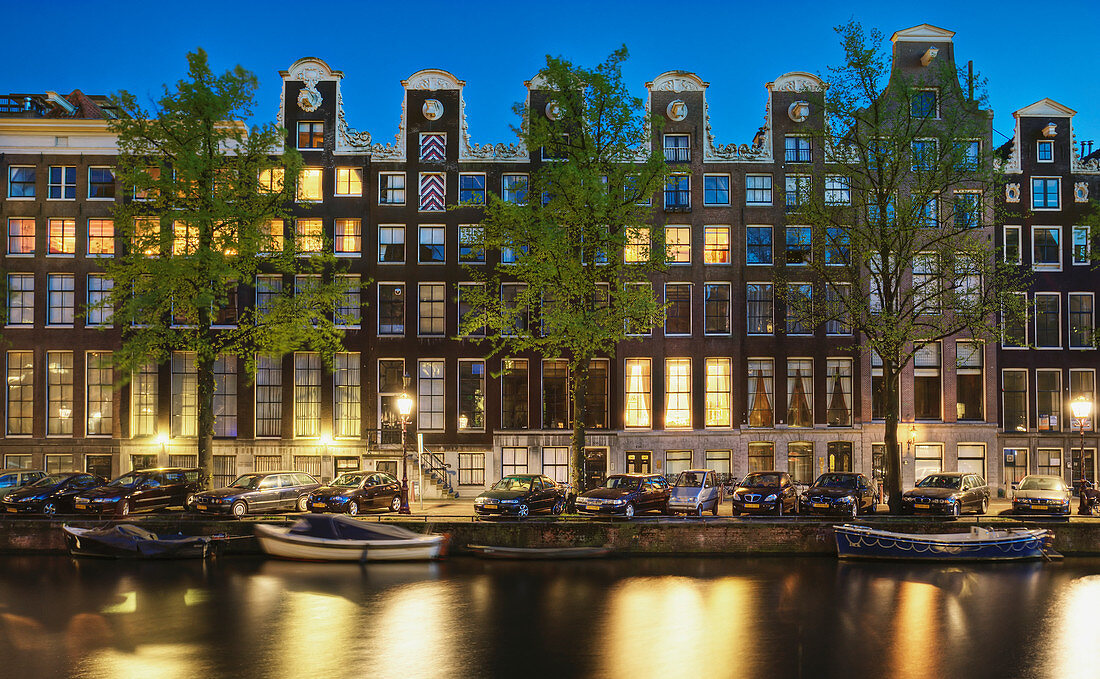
[711,499,719,516]
[389,495,402,513]
[552,498,564,515]
[297,495,310,513]
[43,501,58,517]
[624,503,635,519]
[517,504,530,519]
[231,500,248,518]
[951,501,961,518]
[346,501,359,516]
[978,497,989,515]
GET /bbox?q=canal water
[1,555,1099,679]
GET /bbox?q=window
[376,359,405,438]
[788,442,813,484]
[919,194,939,228]
[457,283,484,338]
[587,359,609,428]
[666,450,692,478]
[501,283,528,335]
[747,359,774,428]
[703,283,730,335]
[45,351,73,436]
[665,283,691,335]
[624,227,650,263]
[787,359,813,427]
[130,361,157,438]
[703,175,729,205]
[748,442,774,473]
[325,219,360,257]
[502,174,528,204]
[459,225,484,263]
[213,354,237,437]
[1002,292,1028,348]
[957,444,986,477]
[1004,225,1022,264]
[911,139,937,172]
[914,343,941,420]
[663,134,690,162]
[418,225,445,263]
[664,175,690,210]
[293,352,321,438]
[458,360,485,430]
[378,225,405,263]
[44,454,73,474]
[258,168,284,194]
[785,175,811,212]
[825,176,850,205]
[418,283,445,336]
[1032,227,1061,270]
[86,275,113,326]
[913,444,943,482]
[542,447,568,483]
[825,285,852,335]
[259,219,284,255]
[1035,293,1061,347]
[501,447,528,476]
[1032,178,1060,210]
[956,342,983,421]
[953,192,981,228]
[500,241,527,265]
[702,226,730,264]
[784,136,811,163]
[5,352,33,436]
[297,168,323,201]
[378,284,405,335]
[1071,370,1096,431]
[297,121,323,149]
[1037,369,1062,432]
[826,358,852,427]
[542,359,569,429]
[8,166,35,198]
[47,274,74,325]
[459,173,486,204]
[1036,448,1061,477]
[336,274,360,327]
[960,140,980,171]
[87,219,114,256]
[1037,140,1054,162]
[48,218,75,255]
[624,358,651,429]
[419,172,445,212]
[458,453,485,486]
[663,358,691,429]
[1072,225,1090,265]
[746,226,772,265]
[379,173,405,205]
[501,358,529,430]
[7,274,34,326]
[665,225,690,264]
[913,253,939,314]
[1069,293,1094,349]
[910,89,938,118]
[255,354,282,437]
[7,218,34,255]
[825,227,849,265]
[700,358,733,428]
[786,283,812,335]
[334,167,362,196]
[171,352,197,438]
[254,275,281,318]
[334,352,360,439]
[294,219,322,254]
[784,226,811,265]
[1002,369,1028,432]
[746,284,773,335]
[88,167,114,199]
[48,166,75,200]
[746,175,772,205]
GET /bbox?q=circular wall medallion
[666,100,687,121]
[545,101,561,120]
[422,99,444,120]
[297,87,321,112]
[788,101,810,123]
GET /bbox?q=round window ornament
[788,101,810,123]
[545,101,561,120]
[666,100,687,121]
[297,87,322,113]
[422,99,444,120]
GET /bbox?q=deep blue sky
[8,0,1100,151]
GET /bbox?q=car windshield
[814,474,857,489]
[228,474,264,489]
[1019,477,1065,491]
[675,472,704,488]
[332,473,364,488]
[492,477,532,492]
[916,475,962,489]
[604,476,641,490]
[108,473,142,488]
[28,474,67,487]
[742,473,780,487]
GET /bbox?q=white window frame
[418,225,446,264]
[702,173,730,206]
[7,165,36,200]
[1032,226,1062,271]
[378,172,406,206]
[1031,176,1061,211]
[1034,292,1062,349]
[1036,140,1054,163]
[1068,292,1095,350]
[1072,225,1091,266]
[333,167,363,197]
[377,225,405,264]
[1004,225,1022,265]
[47,165,76,201]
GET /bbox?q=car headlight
[611,498,626,505]
[732,493,741,502]
[764,494,777,502]
[474,497,487,504]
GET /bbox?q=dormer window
[663,135,690,162]
[1037,140,1054,163]
[910,89,938,119]
[784,136,812,163]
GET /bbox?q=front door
[583,448,607,491]
[828,442,852,472]
[625,451,651,474]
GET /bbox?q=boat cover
[68,524,211,558]
[287,514,424,541]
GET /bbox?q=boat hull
[834,524,1053,562]
[254,523,445,561]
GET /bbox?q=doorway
[625,451,651,474]
[583,448,608,491]
[828,442,853,472]
[85,455,113,480]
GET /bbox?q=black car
[901,472,990,516]
[193,471,321,517]
[575,474,670,518]
[72,468,204,516]
[730,471,799,516]
[473,475,569,518]
[800,472,877,518]
[308,471,402,515]
[1,472,106,516]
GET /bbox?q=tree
[104,50,352,489]
[459,47,669,492]
[782,23,1029,512]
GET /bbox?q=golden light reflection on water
[81,643,206,679]
[277,591,358,675]
[889,580,941,679]
[365,581,460,679]
[1041,575,1100,678]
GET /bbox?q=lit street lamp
[1070,396,1093,515]
[397,389,414,515]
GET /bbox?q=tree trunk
[569,358,590,495]
[197,351,216,491]
[882,362,903,513]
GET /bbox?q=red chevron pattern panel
[419,173,445,212]
[420,133,446,161]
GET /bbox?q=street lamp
[1070,396,1093,515]
[397,389,414,515]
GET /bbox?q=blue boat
[834,524,1057,561]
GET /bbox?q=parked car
[473,475,569,518]
[667,469,723,516]
[1011,475,1072,515]
[308,471,403,515]
[0,470,47,500]
[730,471,799,516]
[193,471,321,517]
[800,472,877,518]
[1,472,106,516]
[575,473,670,518]
[72,468,203,516]
[901,472,990,516]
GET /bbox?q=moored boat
[467,544,612,560]
[254,514,446,562]
[834,524,1057,561]
[63,524,216,559]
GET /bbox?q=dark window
[664,176,690,210]
[1035,294,1060,347]
[48,166,75,199]
[785,226,811,265]
[956,342,983,421]
[825,227,849,265]
[586,360,609,429]
[1037,141,1053,162]
[784,136,811,163]
[746,226,772,265]
[913,344,941,420]
[663,134,690,162]
[665,283,691,335]
[501,359,528,430]
[542,360,569,429]
[378,284,404,335]
[910,90,937,118]
[88,168,114,199]
[459,174,485,204]
[1032,178,1060,209]
[703,175,729,205]
[704,283,730,334]
[8,167,35,198]
[297,121,323,149]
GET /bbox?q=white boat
[835,524,1057,561]
[254,514,446,562]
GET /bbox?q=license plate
[586,505,599,511]
[75,503,87,510]
[745,503,759,509]
[915,503,930,509]
[312,503,325,508]
[813,503,829,508]
[484,504,497,510]
[6,507,15,513]
[196,504,207,511]
[1033,503,1046,508]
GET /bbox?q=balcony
[664,146,691,162]
[664,190,691,212]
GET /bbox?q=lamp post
[1070,396,1092,515]
[397,390,414,515]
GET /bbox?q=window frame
[1034,292,1062,349]
[47,165,76,201]
[1031,177,1061,211]
[377,225,405,264]
[702,174,730,206]
[7,166,36,199]
[418,225,446,264]
[745,174,772,206]
[378,172,406,206]
[1003,225,1022,265]
[333,167,363,197]
[296,121,324,150]
[702,225,730,265]
[1032,226,1062,271]
[1072,225,1091,266]
[1036,140,1054,163]
[87,166,115,200]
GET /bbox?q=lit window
[293,352,321,438]
[787,359,813,427]
[334,167,363,196]
[333,352,360,439]
[6,351,33,435]
[704,358,731,428]
[172,221,198,256]
[295,219,323,253]
[7,218,34,255]
[458,360,485,430]
[333,218,360,255]
[914,343,942,420]
[48,218,75,255]
[703,225,730,264]
[87,219,114,256]
[664,358,691,428]
[624,227,650,263]
[825,359,852,426]
[86,351,113,436]
[297,168,323,201]
[47,351,74,436]
[258,168,284,193]
[624,358,651,428]
[747,359,774,428]
[297,122,323,149]
[665,225,690,264]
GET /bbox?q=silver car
[667,469,723,516]
[1011,474,1072,515]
